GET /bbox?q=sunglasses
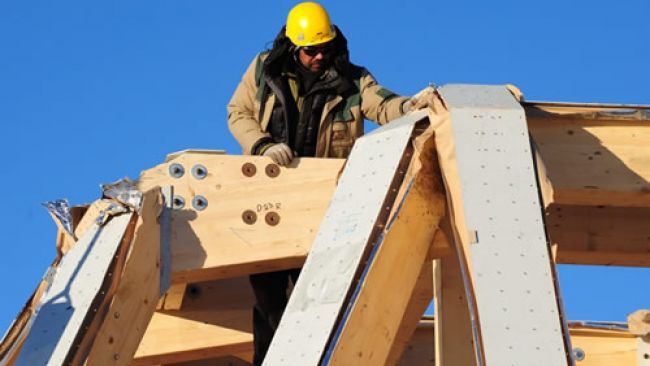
[302,43,334,57]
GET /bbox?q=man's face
[298,42,333,72]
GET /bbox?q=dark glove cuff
[251,137,276,155]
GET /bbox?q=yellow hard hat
[285,2,336,47]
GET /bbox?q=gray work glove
[402,86,444,114]
[263,143,294,166]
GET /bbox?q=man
[227,2,427,364]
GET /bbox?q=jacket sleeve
[227,54,273,155]
[359,68,410,125]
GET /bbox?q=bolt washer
[242,210,257,225]
[242,162,257,177]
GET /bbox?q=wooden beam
[0,201,126,365]
[433,253,477,366]
[160,355,252,366]
[326,116,445,366]
[385,261,434,366]
[85,188,163,365]
[396,319,435,366]
[396,320,640,366]
[548,204,650,266]
[158,284,188,311]
[567,326,637,366]
[12,212,135,365]
[137,153,344,284]
[527,110,650,208]
[263,111,434,365]
[437,85,572,365]
[133,276,254,365]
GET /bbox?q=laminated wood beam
[12,210,136,365]
[568,326,637,365]
[433,254,477,366]
[526,108,650,208]
[84,188,163,365]
[137,153,344,284]
[396,319,435,366]
[396,320,640,366]
[158,284,188,311]
[436,85,572,365]
[326,127,445,365]
[548,204,650,267]
[133,277,254,365]
[161,355,253,366]
[385,261,434,366]
[263,111,437,365]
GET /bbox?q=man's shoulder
[245,51,270,66]
[257,51,271,60]
[347,63,370,80]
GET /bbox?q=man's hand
[402,86,444,114]
[263,143,294,166]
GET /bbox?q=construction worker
[227,2,432,364]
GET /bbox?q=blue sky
[0,0,648,332]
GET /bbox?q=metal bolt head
[187,285,201,299]
[265,163,280,178]
[573,347,585,361]
[168,163,185,178]
[172,195,185,209]
[242,210,257,225]
[192,195,208,211]
[265,212,280,226]
[242,162,257,177]
[191,164,208,180]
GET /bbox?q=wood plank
[133,276,254,365]
[569,327,637,366]
[395,320,638,366]
[158,285,188,311]
[137,153,344,284]
[548,204,650,266]
[85,188,163,365]
[161,355,252,366]
[396,319,435,366]
[527,114,650,207]
[385,261,434,366]
[327,129,445,365]
[433,254,477,366]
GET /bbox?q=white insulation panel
[15,213,133,366]
[439,84,570,366]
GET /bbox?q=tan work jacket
[227,53,409,158]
